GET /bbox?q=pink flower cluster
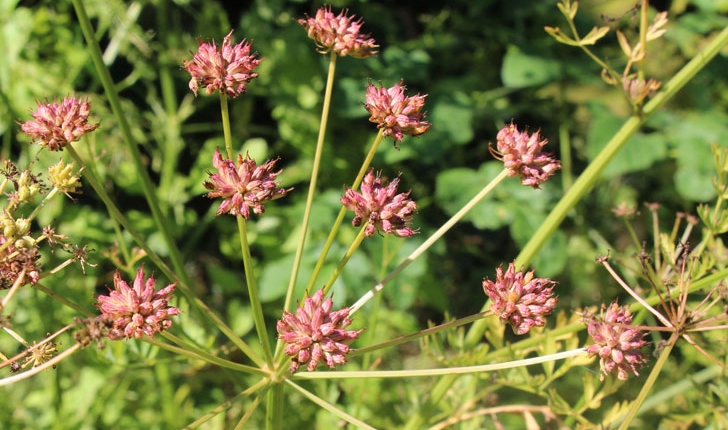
[490,122,561,188]
[298,6,378,58]
[183,30,262,98]
[482,262,558,335]
[277,289,363,373]
[204,149,291,219]
[586,302,648,381]
[341,169,418,238]
[363,80,431,146]
[21,96,99,151]
[96,268,181,340]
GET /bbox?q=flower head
[96,267,181,340]
[482,262,558,335]
[277,289,363,373]
[490,122,561,188]
[363,80,430,147]
[21,96,99,151]
[0,234,41,289]
[341,169,418,238]
[183,30,262,98]
[297,6,378,58]
[203,149,291,219]
[585,302,648,381]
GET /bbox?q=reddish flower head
[96,268,181,340]
[490,122,561,188]
[277,289,363,373]
[183,30,262,98]
[203,149,291,219]
[586,302,648,381]
[482,262,558,335]
[341,169,418,238]
[21,96,99,151]
[363,80,430,147]
[297,6,378,58]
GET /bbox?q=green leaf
[501,45,561,88]
[579,26,610,46]
[431,101,473,144]
[585,102,668,179]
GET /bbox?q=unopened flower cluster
[586,302,648,380]
[277,289,363,373]
[482,262,558,335]
[21,96,99,151]
[183,30,262,98]
[341,169,418,237]
[298,6,378,58]
[203,149,291,219]
[490,122,561,188]
[96,268,181,340]
[364,80,431,146]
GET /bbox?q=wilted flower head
[585,302,648,381]
[96,267,181,340]
[341,169,418,238]
[363,79,430,147]
[482,262,558,335]
[490,122,561,188]
[297,6,378,58]
[183,30,262,98]
[21,96,99,151]
[0,234,41,289]
[277,288,363,373]
[623,76,662,105]
[203,148,292,219]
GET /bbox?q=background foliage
[1,0,727,428]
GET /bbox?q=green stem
[295,348,587,380]
[153,333,267,376]
[67,145,264,367]
[302,130,385,297]
[71,0,191,288]
[322,226,367,296]
[185,379,268,429]
[265,383,284,430]
[220,93,234,159]
[238,217,273,364]
[351,311,491,358]
[617,332,677,429]
[350,170,509,314]
[283,379,377,430]
[282,53,338,313]
[462,25,728,350]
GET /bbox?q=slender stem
[0,343,81,386]
[617,332,677,430]
[238,217,273,364]
[350,170,509,314]
[322,226,367,296]
[157,332,267,376]
[71,0,191,288]
[184,378,268,429]
[351,311,491,357]
[283,379,377,430]
[295,348,587,380]
[220,93,234,159]
[283,53,338,313]
[265,383,284,430]
[303,130,385,297]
